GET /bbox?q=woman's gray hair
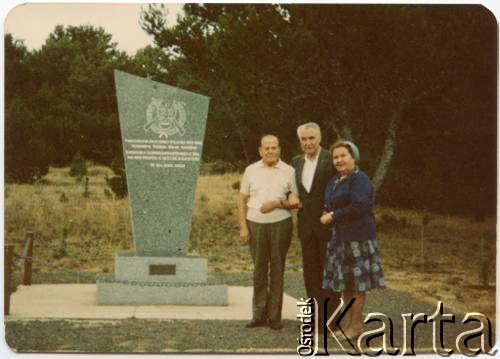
[297,122,321,139]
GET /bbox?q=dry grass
[4,166,496,322]
[5,166,132,273]
[374,206,496,320]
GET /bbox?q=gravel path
[5,271,495,354]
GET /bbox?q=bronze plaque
[149,264,176,275]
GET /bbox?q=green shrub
[105,175,127,199]
[200,161,246,175]
[106,154,127,198]
[69,152,87,180]
[377,213,408,230]
[110,155,125,177]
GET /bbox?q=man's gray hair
[297,122,322,138]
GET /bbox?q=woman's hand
[320,212,333,225]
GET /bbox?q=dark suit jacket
[292,148,335,240]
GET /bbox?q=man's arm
[260,199,282,213]
[238,193,250,244]
[283,168,301,209]
[282,192,301,209]
[261,197,300,212]
[260,166,301,213]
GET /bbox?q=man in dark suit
[292,122,340,330]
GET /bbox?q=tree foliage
[5,25,136,181]
[140,4,496,214]
[4,5,496,215]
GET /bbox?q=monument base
[96,275,227,305]
[96,252,228,305]
[114,251,208,283]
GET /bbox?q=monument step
[96,276,228,305]
[96,273,218,287]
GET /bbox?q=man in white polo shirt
[238,134,299,330]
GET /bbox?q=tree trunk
[222,102,250,165]
[214,87,250,165]
[327,99,352,142]
[340,125,353,141]
[372,100,405,196]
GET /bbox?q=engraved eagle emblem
[144,98,187,139]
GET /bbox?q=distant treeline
[5,4,496,216]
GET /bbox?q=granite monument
[97,70,227,305]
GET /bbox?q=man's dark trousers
[247,218,292,324]
[292,148,341,326]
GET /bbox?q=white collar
[304,150,320,163]
[259,159,282,168]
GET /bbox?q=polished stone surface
[114,70,209,257]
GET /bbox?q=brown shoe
[245,319,267,328]
[269,321,283,330]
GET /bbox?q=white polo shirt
[240,159,298,224]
